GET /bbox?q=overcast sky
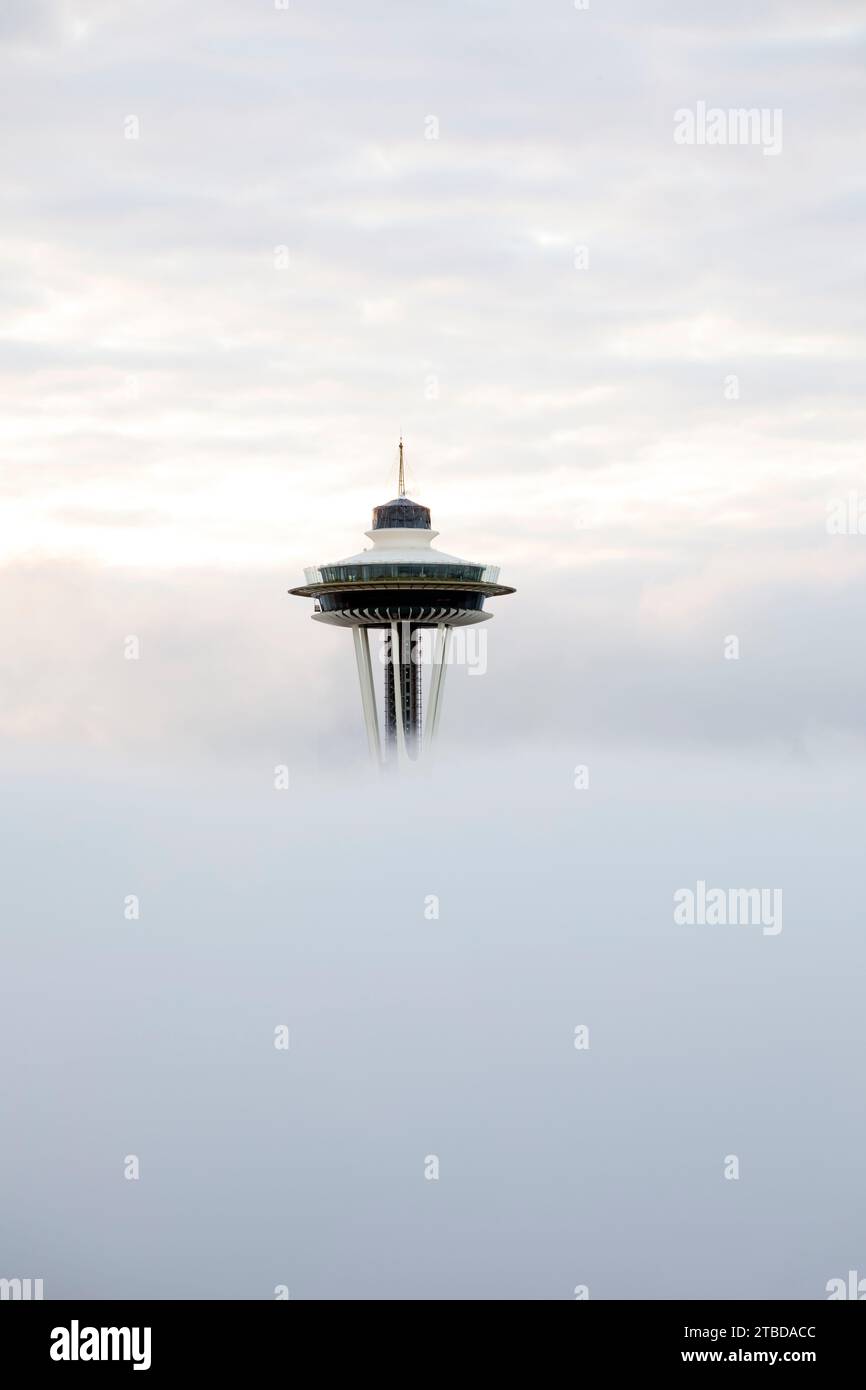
[1,0,865,769]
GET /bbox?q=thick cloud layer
[2,747,864,1298]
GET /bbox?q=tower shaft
[384,622,422,757]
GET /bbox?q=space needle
[289,441,515,765]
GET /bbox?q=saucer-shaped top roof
[372,496,431,531]
[289,441,513,598]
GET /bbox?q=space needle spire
[289,442,514,767]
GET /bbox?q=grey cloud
[0,742,863,1297]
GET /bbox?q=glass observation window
[316,562,488,584]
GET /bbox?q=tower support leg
[425,623,451,750]
[352,625,381,766]
[389,620,409,766]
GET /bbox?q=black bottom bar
[3,1298,861,1375]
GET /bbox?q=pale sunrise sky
[2,0,864,574]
